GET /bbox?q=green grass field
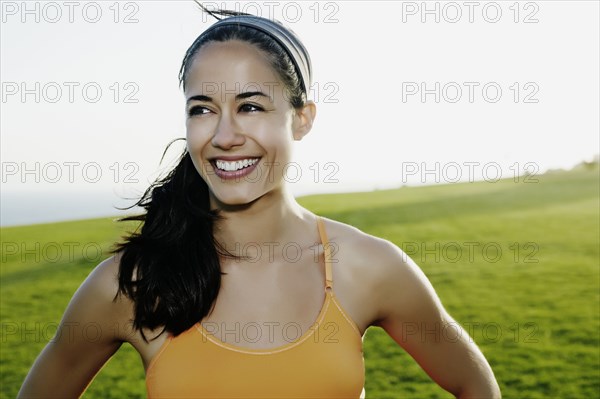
[1,167,599,398]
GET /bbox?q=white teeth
[215,158,259,172]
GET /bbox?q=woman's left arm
[369,240,501,398]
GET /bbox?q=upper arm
[17,254,134,399]
[370,240,501,398]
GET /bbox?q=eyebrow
[186,91,272,104]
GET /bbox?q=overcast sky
[1,1,599,224]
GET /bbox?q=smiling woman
[17,4,501,399]
[184,38,314,207]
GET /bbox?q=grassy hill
[1,168,598,398]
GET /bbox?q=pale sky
[1,1,599,224]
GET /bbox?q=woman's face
[184,40,302,208]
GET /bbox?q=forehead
[184,40,283,96]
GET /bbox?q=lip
[209,155,261,162]
[209,156,262,180]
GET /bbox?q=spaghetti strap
[316,216,333,291]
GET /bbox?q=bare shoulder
[64,251,136,342]
[320,217,416,328]
[80,252,124,307]
[320,217,409,278]
[85,252,121,295]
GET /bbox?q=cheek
[249,116,294,151]
[185,122,213,179]
[186,120,212,151]
[256,133,293,164]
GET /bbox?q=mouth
[214,158,260,172]
[210,157,262,180]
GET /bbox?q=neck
[211,187,311,251]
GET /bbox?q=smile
[215,158,260,172]
[210,157,262,180]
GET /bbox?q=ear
[291,100,317,141]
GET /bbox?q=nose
[211,113,245,150]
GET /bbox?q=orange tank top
[145,217,366,398]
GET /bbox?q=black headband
[200,15,312,95]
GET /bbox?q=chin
[209,188,264,209]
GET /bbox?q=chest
[202,258,327,349]
[132,246,376,371]
[145,293,366,399]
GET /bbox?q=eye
[239,103,264,113]
[188,105,212,117]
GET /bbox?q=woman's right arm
[17,254,134,399]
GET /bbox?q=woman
[18,6,501,398]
